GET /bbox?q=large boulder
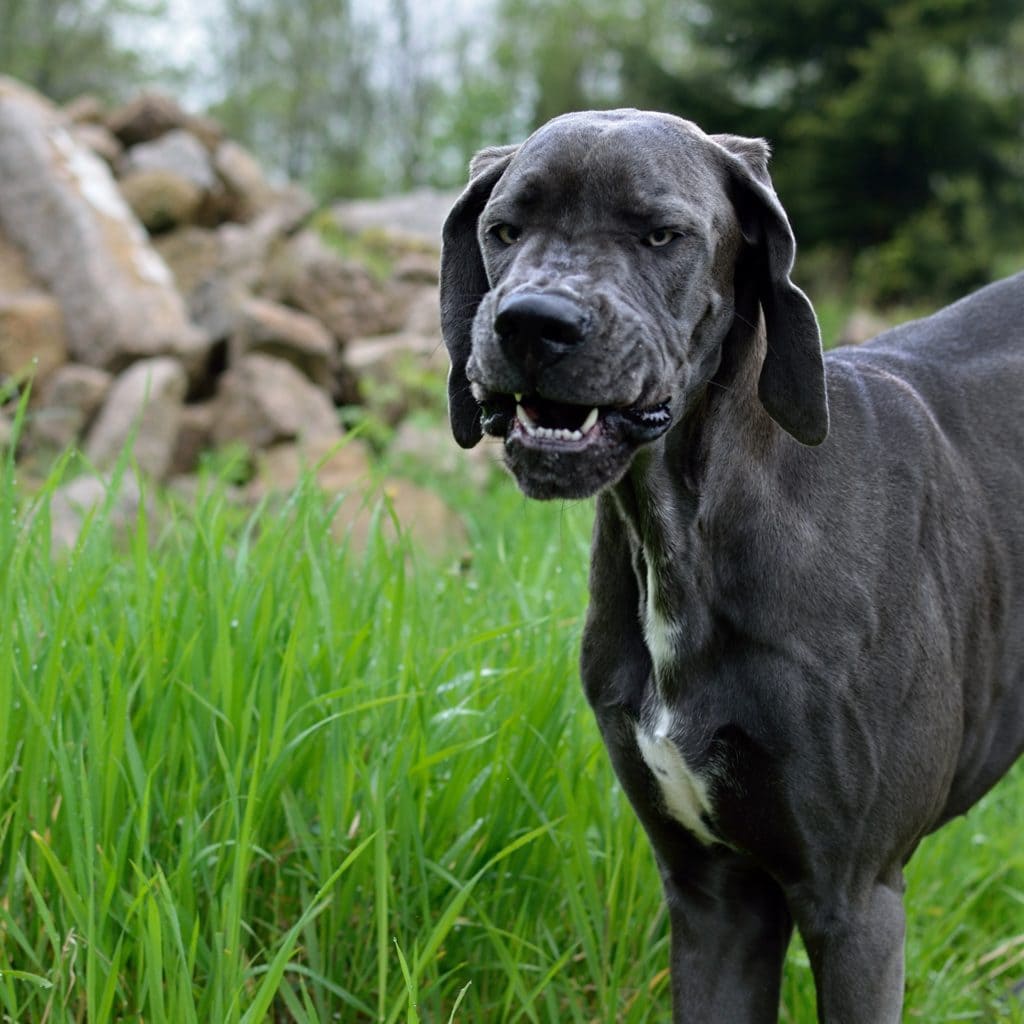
[0,226,67,384]
[85,356,188,479]
[0,291,67,383]
[212,353,341,449]
[0,78,208,376]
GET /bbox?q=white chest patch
[635,707,718,845]
[643,562,680,672]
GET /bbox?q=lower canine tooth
[581,408,599,433]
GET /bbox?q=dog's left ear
[440,144,518,449]
[713,134,829,446]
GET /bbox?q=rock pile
[0,77,479,550]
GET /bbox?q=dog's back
[823,272,1024,820]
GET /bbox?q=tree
[0,0,167,102]
[614,0,1024,302]
[208,0,376,190]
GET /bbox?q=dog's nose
[494,293,588,367]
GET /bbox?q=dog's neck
[606,313,783,687]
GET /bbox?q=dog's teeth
[516,403,538,435]
[514,393,523,402]
[516,404,597,442]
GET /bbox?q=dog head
[441,109,828,499]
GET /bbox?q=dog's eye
[491,223,522,246]
[645,228,679,248]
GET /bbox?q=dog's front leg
[786,877,906,1024]
[581,500,791,1023]
[588,704,794,1023]
[663,856,793,1024]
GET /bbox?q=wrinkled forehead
[488,110,728,224]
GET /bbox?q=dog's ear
[440,144,518,449]
[714,134,829,446]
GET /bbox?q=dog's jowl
[440,109,1024,1023]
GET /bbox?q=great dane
[439,108,1024,1022]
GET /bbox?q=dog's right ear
[440,145,518,449]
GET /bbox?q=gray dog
[439,108,1024,1023]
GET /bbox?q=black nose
[493,293,588,368]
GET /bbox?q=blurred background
[2,0,1023,306]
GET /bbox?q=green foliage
[853,176,998,304]
[619,0,1024,305]
[0,447,1022,1021]
[0,0,168,102]
[208,0,375,184]
[312,213,400,282]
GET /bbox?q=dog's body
[440,109,1024,1022]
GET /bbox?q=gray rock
[401,285,442,336]
[70,122,123,166]
[390,417,499,487]
[106,92,188,146]
[214,140,277,222]
[63,94,105,125]
[49,472,146,552]
[0,228,40,293]
[248,435,373,499]
[152,226,222,303]
[344,330,446,372]
[213,353,341,449]
[231,296,335,389]
[169,400,217,476]
[263,228,401,342]
[121,129,217,191]
[0,291,67,383]
[331,188,458,247]
[85,356,187,479]
[29,363,111,450]
[0,78,208,376]
[118,168,202,232]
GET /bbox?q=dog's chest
[635,562,720,845]
[634,705,718,845]
[642,561,680,674]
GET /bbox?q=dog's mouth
[481,393,672,448]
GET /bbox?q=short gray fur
[440,108,1024,1023]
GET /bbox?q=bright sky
[141,0,493,109]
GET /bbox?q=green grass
[0,441,1022,1022]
